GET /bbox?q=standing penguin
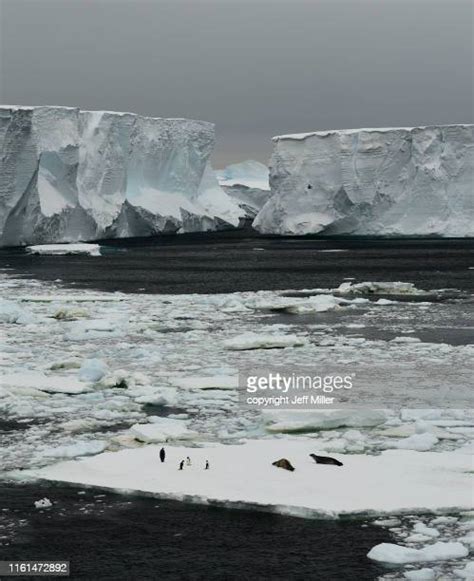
[159,447,165,463]
[179,460,184,470]
[186,456,191,466]
[205,460,209,470]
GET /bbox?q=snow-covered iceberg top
[28,440,473,518]
[254,124,474,237]
[272,124,473,141]
[0,106,242,247]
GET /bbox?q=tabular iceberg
[216,160,271,219]
[0,106,242,247]
[253,125,473,236]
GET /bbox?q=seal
[309,453,343,466]
[272,458,295,472]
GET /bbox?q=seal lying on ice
[272,458,295,472]
[309,454,343,466]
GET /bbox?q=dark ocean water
[1,234,473,294]
[0,483,392,581]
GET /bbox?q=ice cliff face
[216,160,271,219]
[0,106,241,246]
[253,125,474,236]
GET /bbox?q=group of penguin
[159,447,209,471]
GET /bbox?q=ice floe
[130,418,197,443]
[27,244,102,256]
[34,497,53,509]
[367,541,468,563]
[223,333,307,350]
[27,440,473,518]
[0,298,36,325]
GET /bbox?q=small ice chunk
[430,516,458,525]
[373,518,401,527]
[393,432,439,451]
[135,388,179,407]
[403,568,435,580]
[172,376,238,390]
[458,531,474,547]
[405,534,432,543]
[223,332,307,350]
[130,418,196,443]
[413,523,440,538]
[454,562,474,579]
[78,359,109,383]
[0,298,36,324]
[34,498,52,509]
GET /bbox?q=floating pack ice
[254,125,474,236]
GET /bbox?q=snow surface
[27,244,101,256]
[0,106,243,246]
[29,441,473,518]
[254,125,474,236]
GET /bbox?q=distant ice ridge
[0,106,242,246]
[253,125,474,236]
[216,160,271,219]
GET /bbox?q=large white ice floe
[26,243,101,256]
[253,125,474,236]
[216,160,271,219]
[0,106,243,246]
[28,440,473,518]
[367,541,468,564]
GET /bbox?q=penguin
[309,453,343,466]
[186,456,191,466]
[159,447,165,463]
[179,460,184,470]
[205,460,209,470]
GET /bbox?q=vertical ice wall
[0,106,241,246]
[253,125,474,236]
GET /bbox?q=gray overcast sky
[0,0,472,167]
